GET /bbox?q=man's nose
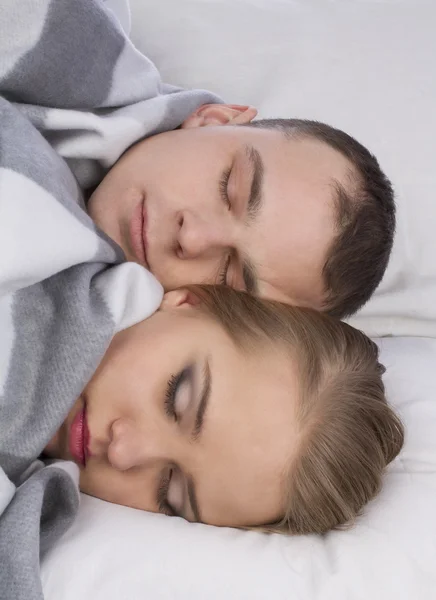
[177,211,233,259]
[107,417,171,472]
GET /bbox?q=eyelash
[219,167,232,210]
[165,367,191,422]
[157,469,175,517]
[160,368,190,515]
[218,166,233,286]
[165,371,184,421]
[218,255,231,286]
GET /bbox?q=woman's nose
[177,211,232,259]
[108,416,176,472]
[107,418,143,471]
[107,417,185,473]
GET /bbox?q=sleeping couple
[44,110,405,535]
[0,1,403,584]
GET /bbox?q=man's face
[88,106,352,307]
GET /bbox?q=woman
[44,285,404,534]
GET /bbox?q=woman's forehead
[192,347,299,527]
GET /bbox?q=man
[2,0,394,321]
[89,109,395,318]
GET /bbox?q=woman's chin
[43,431,61,458]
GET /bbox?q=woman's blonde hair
[188,285,404,535]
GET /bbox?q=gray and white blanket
[0,1,220,597]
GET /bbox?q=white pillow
[41,336,436,599]
[41,3,436,599]
[128,0,436,338]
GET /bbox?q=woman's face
[45,291,299,528]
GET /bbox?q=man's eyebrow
[245,145,264,221]
[186,359,211,523]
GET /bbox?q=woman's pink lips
[69,403,91,467]
[142,200,149,268]
[129,197,149,268]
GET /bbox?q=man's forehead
[251,195,335,309]
[258,138,347,300]
[224,127,344,307]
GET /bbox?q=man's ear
[160,288,201,312]
[181,104,258,129]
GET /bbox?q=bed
[41,1,436,598]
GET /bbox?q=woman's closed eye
[159,369,192,516]
[164,367,192,421]
[157,468,176,516]
[157,468,185,517]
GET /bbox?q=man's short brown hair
[245,119,396,318]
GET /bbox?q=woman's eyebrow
[185,359,211,523]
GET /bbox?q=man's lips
[129,196,149,268]
[69,402,91,467]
